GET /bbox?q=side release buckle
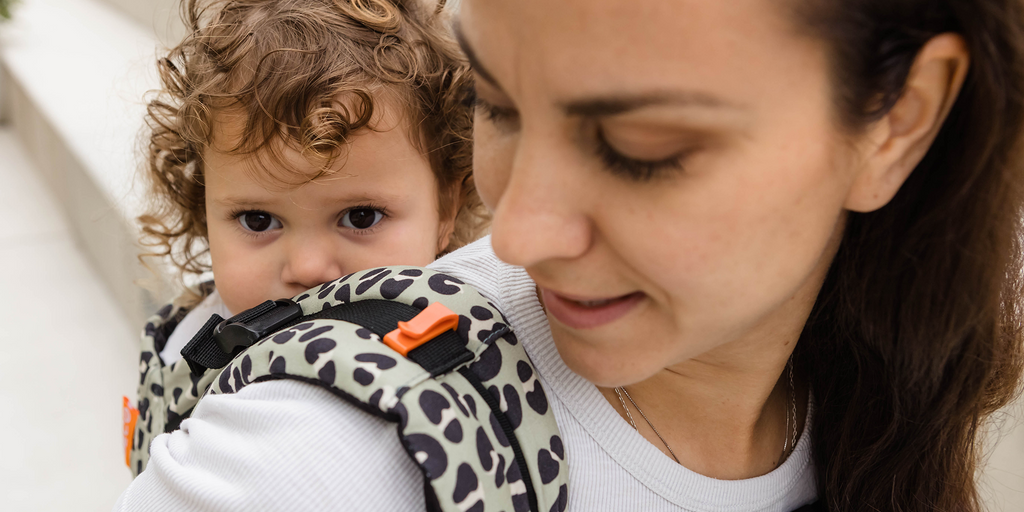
[181,298,303,375]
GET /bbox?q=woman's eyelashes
[471,88,687,182]
[595,128,686,182]
[471,93,520,130]
[236,210,282,234]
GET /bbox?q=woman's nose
[489,137,592,268]
[280,235,344,291]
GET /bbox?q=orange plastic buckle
[122,396,139,467]
[383,302,459,356]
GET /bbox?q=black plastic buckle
[181,298,304,375]
[213,299,304,355]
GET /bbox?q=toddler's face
[204,108,449,315]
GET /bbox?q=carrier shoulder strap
[190,267,569,512]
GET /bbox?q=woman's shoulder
[116,379,425,511]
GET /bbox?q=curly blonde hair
[139,0,486,284]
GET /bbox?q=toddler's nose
[281,238,344,291]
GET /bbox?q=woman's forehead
[459,0,823,108]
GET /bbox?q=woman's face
[462,0,860,386]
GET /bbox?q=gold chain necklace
[613,357,797,467]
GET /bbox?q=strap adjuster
[181,298,303,375]
[383,302,458,356]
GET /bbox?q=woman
[117,0,1024,510]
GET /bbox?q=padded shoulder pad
[208,267,569,512]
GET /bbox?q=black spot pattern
[550,485,568,512]
[334,284,351,303]
[356,269,391,295]
[419,390,451,425]
[355,328,373,340]
[444,419,463,443]
[495,454,507,487]
[470,306,493,320]
[354,368,374,386]
[526,379,549,415]
[360,268,388,280]
[470,343,503,382]
[476,427,494,470]
[295,293,310,302]
[412,297,430,309]
[507,463,530,512]
[400,269,423,277]
[318,361,336,383]
[503,384,523,429]
[517,361,533,383]
[477,322,508,343]
[550,435,564,460]
[453,463,479,504]
[369,388,384,409]
[172,388,183,403]
[240,356,253,383]
[504,331,519,346]
[354,353,397,369]
[537,449,559,484]
[150,383,164,396]
[406,433,447,480]
[380,278,415,299]
[138,398,150,420]
[489,412,510,447]
[218,367,232,393]
[304,338,337,364]
[464,394,478,417]
[272,330,296,344]
[441,383,469,416]
[317,283,335,299]
[269,356,286,374]
[427,273,463,295]
[299,326,333,342]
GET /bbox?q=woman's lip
[540,288,644,330]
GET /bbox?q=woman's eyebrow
[453,21,503,90]
[561,92,744,118]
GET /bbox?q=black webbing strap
[286,300,473,377]
[181,298,473,377]
[180,313,227,375]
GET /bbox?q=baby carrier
[126,266,569,512]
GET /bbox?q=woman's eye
[341,208,384,230]
[596,129,686,182]
[238,211,282,233]
[471,91,521,131]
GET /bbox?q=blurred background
[0,0,1020,510]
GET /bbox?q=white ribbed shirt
[114,237,817,511]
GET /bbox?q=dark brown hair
[139,0,486,283]
[791,1,1024,510]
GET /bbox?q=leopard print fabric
[130,287,220,478]
[133,267,569,512]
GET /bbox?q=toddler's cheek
[212,261,274,316]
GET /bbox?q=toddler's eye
[341,208,384,230]
[238,211,282,232]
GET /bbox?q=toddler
[126,0,485,475]
[139,0,485,362]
